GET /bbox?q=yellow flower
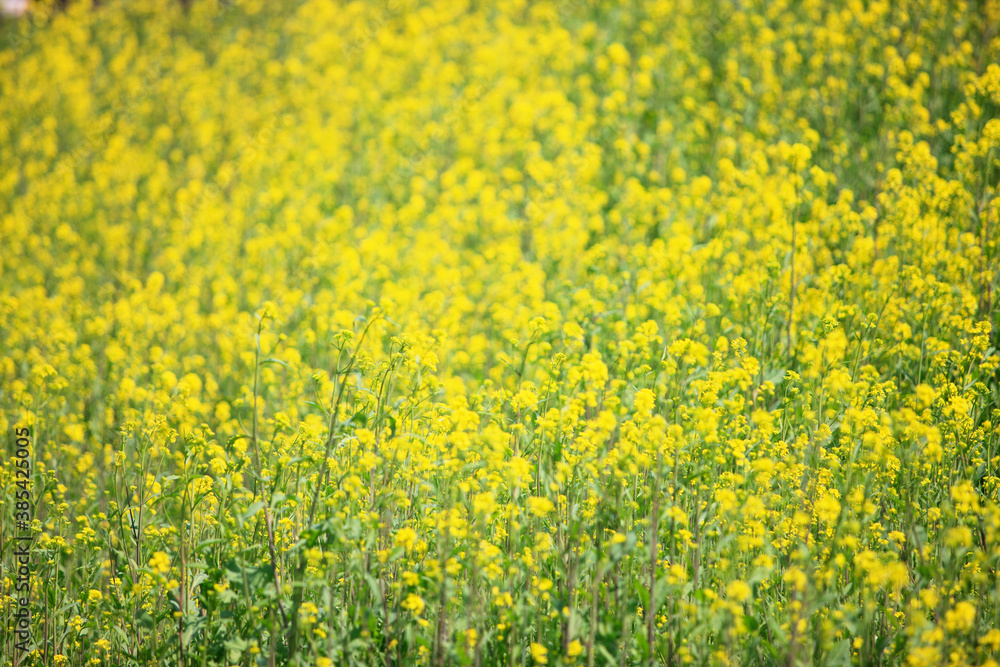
[402,594,425,616]
[530,642,548,665]
[944,601,976,633]
[527,496,555,517]
[814,491,841,526]
[394,527,418,551]
[633,388,655,415]
[981,629,1000,652]
[149,551,171,575]
[3,0,997,660]
[606,42,630,67]
[725,580,752,604]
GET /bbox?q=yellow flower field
[2,0,1000,665]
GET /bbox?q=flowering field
[2,0,1000,665]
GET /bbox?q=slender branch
[307,314,380,526]
[647,459,659,667]
[788,194,799,359]
[250,317,289,628]
[290,313,381,658]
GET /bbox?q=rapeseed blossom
[1,0,1000,665]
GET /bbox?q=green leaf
[261,357,294,373]
[239,501,265,525]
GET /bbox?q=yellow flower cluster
[2,0,1000,665]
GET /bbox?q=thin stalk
[647,460,660,667]
[250,319,289,628]
[291,315,380,657]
